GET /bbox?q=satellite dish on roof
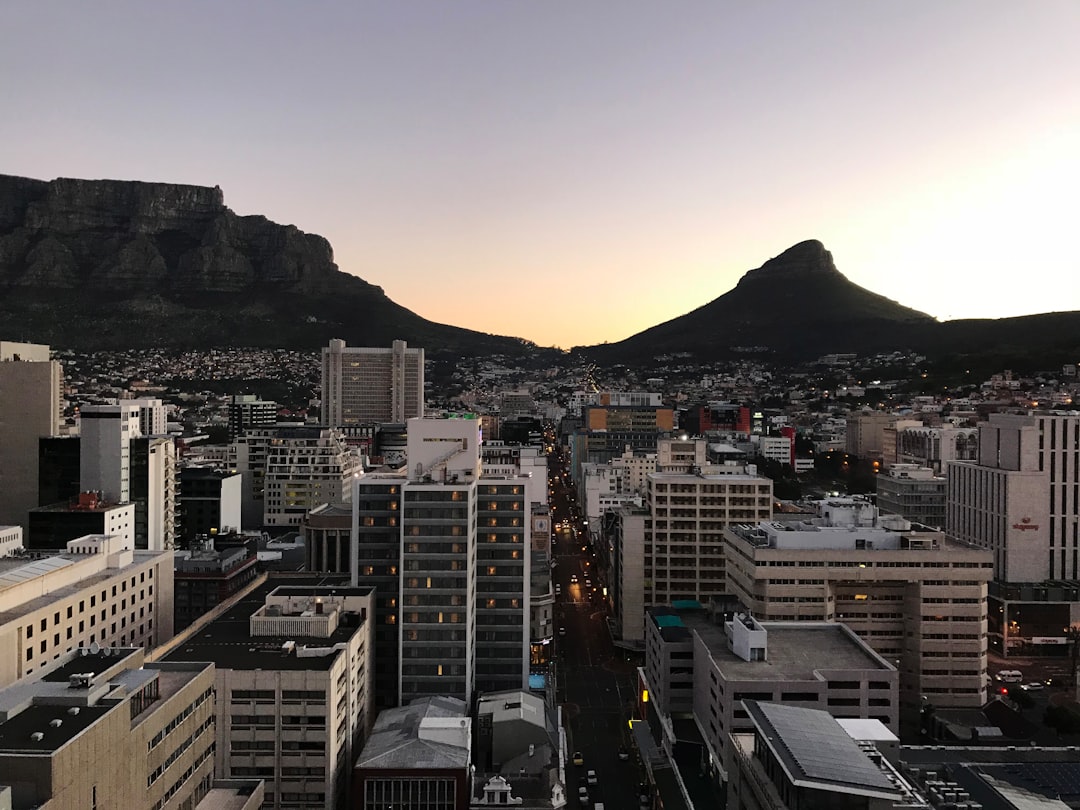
[89,642,100,654]
[79,647,88,657]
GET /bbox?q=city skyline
[3,2,1078,348]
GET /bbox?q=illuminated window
[486,599,496,609]
[487,566,497,576]
[438,612,444,623]
[363,517,375,527]
[437,665,443,676]
[854,594,869,601]
[426,577,432,588]
[488,502,498,511]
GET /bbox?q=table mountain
[0,174,531,355]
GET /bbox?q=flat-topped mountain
[0,174,531,354]
[578,240,1080,365]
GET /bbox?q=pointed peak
[738,240,840,284]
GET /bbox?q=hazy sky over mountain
[3,2,1078,348]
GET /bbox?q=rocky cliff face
[0,174,528,355]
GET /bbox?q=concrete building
[0,525,22,558]
[161,580,376,810]
[263,427,364,527]
[948,411,1080,656]
[79,402,141,504]
[875,463,947,529]
[612,445,658,496]
[612,504,649,644]
[641,605,899,784]
[0,533,175,689]
[0,647,261,810]
[173,541,259,630]
[351,417,532,708]
[724,501,993,726]
[28,493,135,551]
[128,396,169,437]
[131,435,178,551]
[37,435,82,507]
[0,342,63,531]
[892,424,978,474]
[473,690,562,805]
[352,696,472,810]
[303,502,354,574]
[178,467,243,543]
[321,338,425,427]
[229,393,278,441]
[642,469,773,608]
[846,411,895,460]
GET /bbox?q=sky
[3,2,1079,349]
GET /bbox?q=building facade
[321,339,425,427]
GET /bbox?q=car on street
[1022,682,1045,691]
[571,574,578,583]
[572,751,584,766]
[618,746,630,761]
[559,626,566,636]
[578,787,590,806]
[587,769,598,786]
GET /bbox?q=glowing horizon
[3,2,1077,349]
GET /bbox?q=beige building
[0,646,263,810]
[724,499,993,726]
[0,342,63,530]
[845,411,895,460]
[0,525,22,557]
[643,470,773,607]
[642,606,899,783]
[263,427,364,527]
[161,580,376,810]
[321,338,425,426]
[0,533,175,689]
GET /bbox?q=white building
[79,402,141,504]
[128,396,169,436]
[0,525,23,558]
[263,427,364,526]
[321,338,424,426]
[0,533,174,688]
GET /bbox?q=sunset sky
[3,2,1078,348]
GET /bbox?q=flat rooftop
[0,701,111,754]
[162,576,368,671]
[682,613,890,680]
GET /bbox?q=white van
[997,670,1023,683]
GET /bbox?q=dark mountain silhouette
[577,240,1080,366]
[0,174,533,355]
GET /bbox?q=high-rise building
[0,533,175,688]
[131,436,178,551]
[351,416,531,707]
[27,494,136,551]
[178,468,243,543]
[321,338,424,426]
[128,396,169,436]
[947,411,1080,657]
[263,427,364,526]
[0,342,63,530]
[724,499,993,727]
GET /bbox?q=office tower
[79,402,141,503]
[0,342,63,530]
[0,648,258,810]
[947,411,1080,658]
[875,463,946,528]
[228,427,275,528]
[321,338,424,426]
[229,393,277,441]
[28,494,135,550]
[724,499,993,727]
[178,468,243,543]
[161,580,376,810]
[263,427,364,526]
[0,533,174,688]
[352,416,531,707]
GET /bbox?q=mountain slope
[581,240,937,361]
[0,174,531,355]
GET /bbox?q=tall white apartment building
[79,402,141,503]
[128,396,169,436]
[611,445,657,495]
[0,342,63,530]
[0,533,175,688]
[263,427,364,527]
[724,501,993,727]
[321,339,424,426]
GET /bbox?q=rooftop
[355,696,471,770]
[744,700,900,799]
[161,576,370,671]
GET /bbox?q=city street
[548,444,643,809]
